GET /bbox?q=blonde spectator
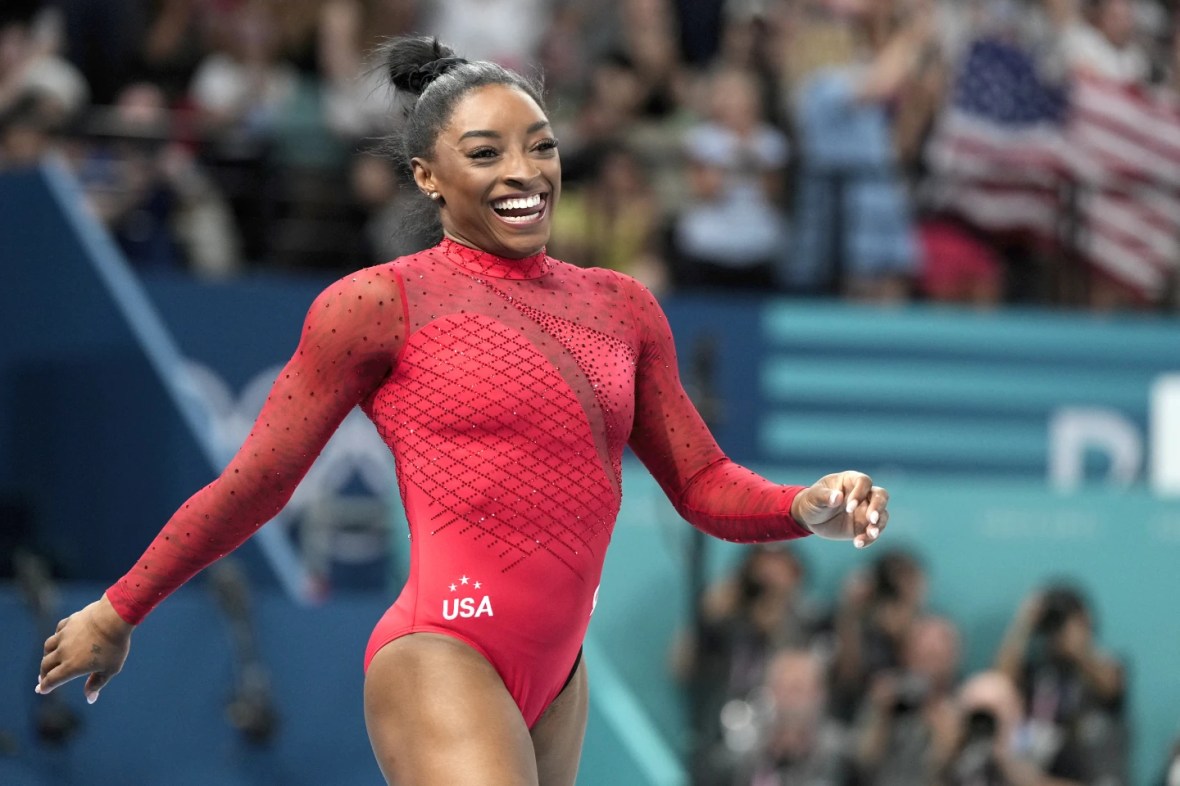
[669,65,789,291]
[775,0,932,301]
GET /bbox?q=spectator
[730,647,857,786]
[995,582,1129,785]
[852,614,963,785]
[671,545,825,784]
[0,1,89,129]
[71,81,243,276]
[0,93,56,168]
[917,217,1006,307]
[188,1,299,140]
[776,0,932,301]
[668,65,789,291]
[829,548,928,722]
[614,0,686,121]
[943,669,1080,786]
[1048,0,1150,84]
[139,0,220,104]
[419,0,552,73]
[318,0,416,142]
[548,141,669,291]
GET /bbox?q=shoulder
[550,257,643,299]
[304,262,407,330]
[316,261,405,303]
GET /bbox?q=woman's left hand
[790,471,889,548]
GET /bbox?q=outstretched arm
[37,265,406,701]
[620,274,888,546]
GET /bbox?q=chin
[490,225,550,258]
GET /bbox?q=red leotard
[106,239,810,727]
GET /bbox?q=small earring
[428,191,440,201]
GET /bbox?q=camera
[949,710,1002,785]
[1034,585,1085,637]
[891,673,931,715]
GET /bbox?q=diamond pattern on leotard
[473,279,638,487]
[371,313,619,575]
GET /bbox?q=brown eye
[468,147,498,160]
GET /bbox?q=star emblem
[460,575,469,585]
[449,583,457,592]
[474,581,482,589]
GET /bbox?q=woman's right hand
[37,593,134,704]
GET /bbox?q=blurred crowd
[669,544,1171,786]
[1,0,1179,310]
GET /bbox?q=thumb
[814,486,843,511]
[84,672,109,705]
[796,485,843,526]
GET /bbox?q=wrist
[99,591,137,635]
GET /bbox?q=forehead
[442,83,548,138]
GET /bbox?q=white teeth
[492,194,543,210]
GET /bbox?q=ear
[410,157,436,197]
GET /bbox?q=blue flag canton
[953,38,1070,125]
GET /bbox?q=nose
[502,149,542,189]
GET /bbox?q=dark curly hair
[374,35,548,245]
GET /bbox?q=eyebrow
[457,120,551,142]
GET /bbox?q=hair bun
[382,35,469,97]
[408,56,469,94]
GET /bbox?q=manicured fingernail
[854,536,866,549]
[869,510,880,525]
[829,489,838,505]
[846,499,857,514]
[86,691,99,705]
[868,525,880,539]
[34,683,42,694]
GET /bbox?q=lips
[491,192,547,224]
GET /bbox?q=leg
[364,633,539,786]
[531,655,589,786]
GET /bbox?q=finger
[55,618,69,633]
[842,473,874,514]
[43,633,60,655]
[39,651,62,683]
[38,662,87,695]
[819,486,843,510]
[862,511,889,547]
[84,672,110,704]
[865,486,890,539]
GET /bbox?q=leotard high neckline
[438,237,551,280]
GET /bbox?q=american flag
[925,37,1180,301]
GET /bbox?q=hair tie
[413,57,469,93]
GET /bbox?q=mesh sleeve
[105,266,406,624]
[620,274,810,543]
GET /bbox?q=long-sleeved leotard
[106,238,810,727]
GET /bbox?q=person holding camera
[994,583,1128,785]
[829,548,929,721]
[852,614,963,786]
[671,544,826,784]
[942,670,1080,786]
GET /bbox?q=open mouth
[491,193,548,225]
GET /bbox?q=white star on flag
[460,576,469,585]
[474,581,482,589]
[449,583,457,592]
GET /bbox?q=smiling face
[411,83,561,259]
